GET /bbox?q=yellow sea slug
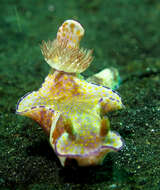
[16,20,124,167]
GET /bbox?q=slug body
[16,20,124,166]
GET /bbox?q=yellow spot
[70,23,75,33]
[63,22,68,27]
[62,33,65,37]
[76,30,81,36]
[73,39,76,43]
[70,23,75,29]
[81,148,84,154]
[114,143,118,147]
[53,55,59,63]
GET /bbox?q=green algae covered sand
[0,0,160,190]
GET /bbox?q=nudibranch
[16,20,124,167]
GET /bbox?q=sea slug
[16,20,124,166]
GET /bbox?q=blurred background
[0,0,160,189]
